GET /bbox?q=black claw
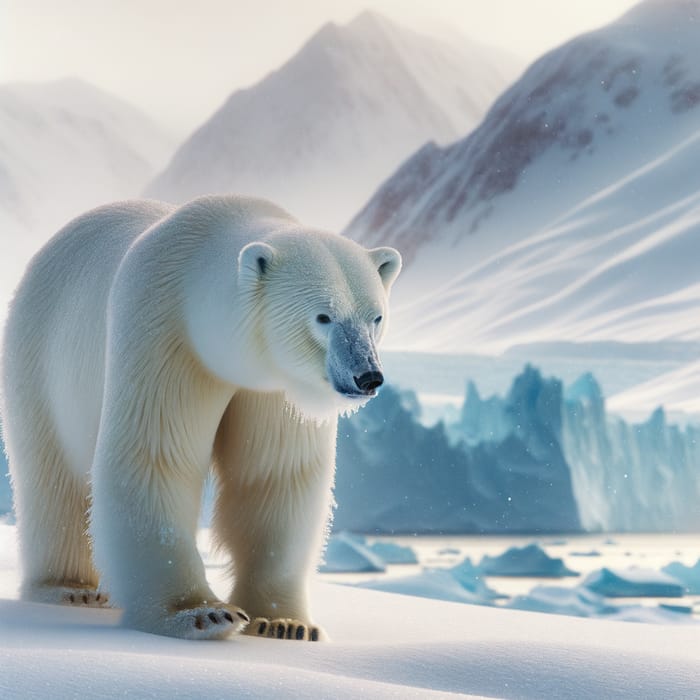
[258,621,267,635]
[68,593,75,603]
[276,624,285,639]
[96,593,101,601]
[82,594,89,604]
[195,616,204,630]
[286,624,294,639]
[237,610,250,622]
[208,612,218,624]
[296,625,305,640]
[223,612,234,623]
[310,628,319,642]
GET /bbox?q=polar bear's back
[2,200,173,477]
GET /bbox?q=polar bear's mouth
[341,390,377,399]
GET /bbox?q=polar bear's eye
[316,314,331,325]
[374,316,383,325]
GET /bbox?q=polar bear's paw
[61,587,110,607]
[25,583,111,607]
[169,603,250,640]
[247,617,325,641]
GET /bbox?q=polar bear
[0,195,400,641]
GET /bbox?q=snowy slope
[2,524,699,699]
[345,0,700,356]
[0,78,176,319]
[608,358,700,417]
[0,78,174,233]
[146,11,519,230]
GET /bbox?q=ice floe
[478,544,578,577]
[662,559,700,594]
[319,532,385,573]
[583,567,684,597]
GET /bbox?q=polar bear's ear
[368,247,402,291]
[238,241,275,290]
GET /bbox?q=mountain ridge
[343,0,700,360]
[146,11,519,230]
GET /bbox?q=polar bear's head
[238,230,401,420]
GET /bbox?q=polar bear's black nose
[354,371,384,393]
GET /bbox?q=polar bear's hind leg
[8,411,106,607]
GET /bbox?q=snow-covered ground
[2,523,700,699]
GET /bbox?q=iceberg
[335,373,581,534]
[605,605,696,624]
[438,547,461,555]
[334,365,700,535]
[354,555,503,605]
[506,585,618,617]
[0,449,11,517]
[368,541,418,565]
[448,557,492,593]
[478,544,578,577]
[353,568,498,605]
[662,559,700,594]
[582,567,684,597]
[563,374,700,532]
[319,532,385,573]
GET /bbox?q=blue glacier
[334,365,700,534]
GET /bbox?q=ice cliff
[334,365,700,533]
[334,367,581,534]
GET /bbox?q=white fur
[0,195,400,640]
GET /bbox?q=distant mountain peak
[346,0,700,257]
[618,0,700,27]
[146,12,519,230]
[346,8,392,30]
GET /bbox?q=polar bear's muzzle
[326,322,384,398]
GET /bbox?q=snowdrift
[2,581,699,699]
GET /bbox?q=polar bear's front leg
[90,450,251,639]
[89,347,250,640]
[212,391,337,640]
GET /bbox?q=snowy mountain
[608,359,700,418]
[345,0,700,357]
[0,78,174,234]
[146,11,519,230]
[0,78,176,318]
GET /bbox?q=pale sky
[0,0,640,135]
